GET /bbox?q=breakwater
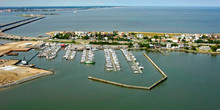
[0,17,36,28]
[1,17,45,32]
[89,52,168,90]
[143,52,167,77]
[0,71,53,89]
[88,76,150,90]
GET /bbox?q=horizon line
[0,5,220,8]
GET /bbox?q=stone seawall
[88,52,168,90]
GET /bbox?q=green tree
[211,45,218,52]
[154,35,159,39]
[128,42,133,48]
[171,43,178,47]
[148,38,152,42]
[184,47,189,50]
[71,40,76,43]
[192,46,196,51]
[178,37,181,42]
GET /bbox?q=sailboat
[139,58,144,70]
[21,56,28,65]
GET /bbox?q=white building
[166,43,171,49]
[75,31,87,36]
[137,34,143,39]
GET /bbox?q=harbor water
[0,6,220,110]
[0,49,219,110]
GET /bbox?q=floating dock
[63,45,77,60]
[121,49,142,73]
[104,49,121,71]
[80,49,87,63]
[38,44,60,60]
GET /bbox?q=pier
[27,52,39,63]
[80,50,87,63]
[157,49,165,55]
[0,17,36,28]
[1,17,45,32]
[88,52,168,90]
[104,49,121,71]
[121,49,142,73]
[63,45,77,60]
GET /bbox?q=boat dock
[104,49,121,71]
[63,44,77,60]
[121,49,142,73]
[80,49,87,63]
[27,52,39,63]
[158,49,165,55]
[38,44,61,60]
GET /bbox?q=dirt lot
[0,41,41,56]
[0,59,52,87]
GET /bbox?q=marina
[80,47,95,64]
[0,5,219,110]
[85,49,95,64]
[63,44,77,60]
[104,49,121,71]
[38,43,61,60]
[80,49,87,63]
[121,49,143,74]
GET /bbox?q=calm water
[0,49,219,110]
[0,6,220,110]
[0,7,220,37]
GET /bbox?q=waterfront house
[133,43,140,48]
[151,38,156,42]
[178,44,185,49]
[149,44,154,49]
[216,49,220,52]
[166,43,171,49]
[165,34,169,38]
[171,38,178,43]
[137,34,143,39]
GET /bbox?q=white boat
[139,66,144,70]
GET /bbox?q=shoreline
[0,71,53,89]
[147,48,220,55]
[46,31,220,36]
[0,59,54,89]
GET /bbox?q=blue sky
[0,0,220,7]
